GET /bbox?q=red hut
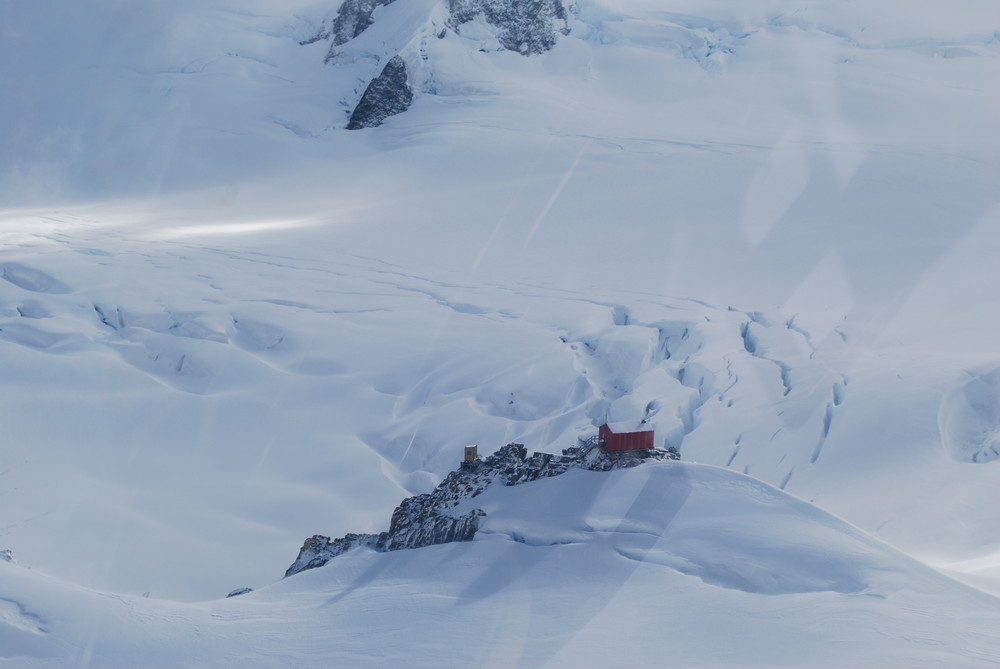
[599,424,654,452]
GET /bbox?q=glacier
[2,0,1000,665]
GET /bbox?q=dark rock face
[285,441,678,577]
[308,0,570,129]
[382,498,484,551]
[312,0,568,57]
[330,0,397,48]
[345,55,414,129]
[448,0,569,54]
[226,587,253,598]
[301,0,398,60]
[285,533,381,577]
[284,513,483,578]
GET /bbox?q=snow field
[5,461,1000,667]
[2,0,1000,664]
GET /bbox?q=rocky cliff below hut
[285,440,678,577]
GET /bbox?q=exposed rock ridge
[300,0,398,61]
[312,0,569,57]
[307,0,570,128]
[285,441,678,577]
[345,55,414,129]
[447,0,569,54]
[330,0,397,48]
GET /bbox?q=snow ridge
[285,440,677,577]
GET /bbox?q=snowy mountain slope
[3,195,1000,602]
[3,0,997,202]
[5,461,1000,668]
[1,0,1000,659]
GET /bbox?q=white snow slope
[2,0,1000,665]
[6,462,1000,668]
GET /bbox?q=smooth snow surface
[2,0,1000,665]
[4,462,1000,668]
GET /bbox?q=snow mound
[455,461,924,596]
[940,365,1000,464]
[4,462,1000,668]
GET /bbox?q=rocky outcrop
[301,0,398,60]
[284,513,483,577]
[285,533,379,578]
[311,0,569,57]
[329,0,397,50]
[448,0,569,55]
[285,440,678,577]
[345,56,414,129]
[382,499,485,551]
[307,0,571,129]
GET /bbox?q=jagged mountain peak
[310,0,570,128]
[317,0,569,57]
[447,0,570,55]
